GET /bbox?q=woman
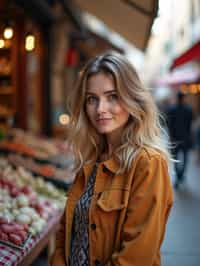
[51,51,173,266]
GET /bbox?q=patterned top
[69,162,98,266]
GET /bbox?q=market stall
[0,129,74,265]
[0,210,62,266]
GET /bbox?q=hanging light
[3,22,14,40]
[0,39,5,49]
[59,114,70,125]
[25,33,35,51]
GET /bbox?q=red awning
[170,41,200,70]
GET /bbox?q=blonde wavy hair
[67,51,171,174]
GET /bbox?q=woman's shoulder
[128,147,169,184]
[134,147,167,166]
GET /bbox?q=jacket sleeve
[50,209,66,266]
[105,154,173,266]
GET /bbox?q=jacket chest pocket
[97,187,129,212]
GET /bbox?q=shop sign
[66,47,79,67]
[181,84,200,94]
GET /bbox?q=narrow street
[162,150,200,266]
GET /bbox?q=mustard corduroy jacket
[51,147,173,266]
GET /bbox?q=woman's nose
[97,99,107,114]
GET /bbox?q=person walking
[166,91,193,189]
[51,51,173,266]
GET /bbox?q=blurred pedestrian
[51,51,173,266]
[196,124,200,163]
[192,116,200,164]
[166,91,193,189]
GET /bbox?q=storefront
[0,0,56,136]
[0,2,75,265]
[170,40,200,115]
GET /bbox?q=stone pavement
[162,150,200,266]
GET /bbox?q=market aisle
[162,150,200,266]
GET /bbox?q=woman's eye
[86,96,98,104]
[108,94,118,101]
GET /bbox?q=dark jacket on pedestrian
[166,97,193,149]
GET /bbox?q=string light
[25,34,35,51]
[0,39,5,49]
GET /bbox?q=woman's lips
[96,118,112,124]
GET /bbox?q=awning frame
[75,0,159,51]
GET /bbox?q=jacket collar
[83,157,119,178]
[103,158,119,174]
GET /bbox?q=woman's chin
[96,128,112,134]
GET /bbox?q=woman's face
[85,73,129,136]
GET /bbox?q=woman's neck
[99,136,120,162]
[106,129,122,153]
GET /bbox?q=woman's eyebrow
[104,90,116,95]
[86,89,116,95]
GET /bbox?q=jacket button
[90,223,96,230]
[94,259,101,265]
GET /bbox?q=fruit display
[7,153,75,186]
[0,157,67,242]
[0,140,36,157]
[0,129,74,250]
[0,217,30,248]
[0,131,73,163]
[7,128,69,159]
[0,158,66,205]
[7,153,55,176]
[0,128,76,187]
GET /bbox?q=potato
[15,213,31,225]
[1,224,15,234]
[31,219,46,234]
[9,222,25,231]
[12,209,20,217]
[0,231,9,241]
[9,233,23,245]
[29,227,37,236]
[16,230,28,241]
[16,195,29,207]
